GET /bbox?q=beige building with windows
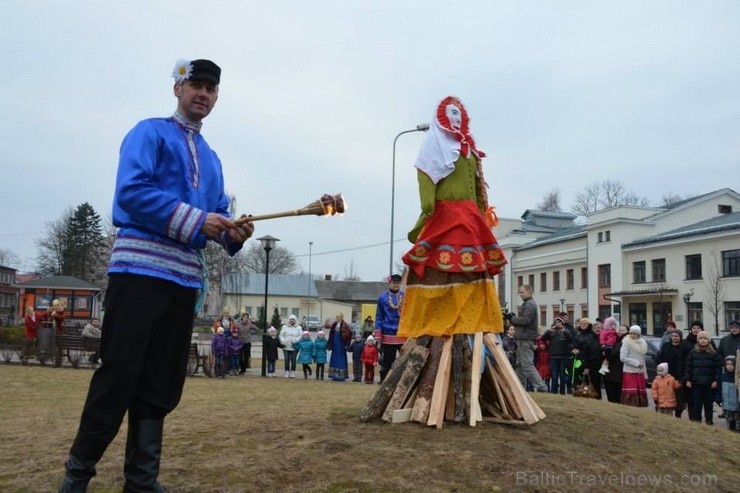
[498,188,740,336]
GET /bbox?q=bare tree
[240,242,298,275]
[705,252,725,336]
[571,180,649,215]
[0,248,20,269]
[35,208,74,275]
[343,259,361,281]
[660,193,685,207]
[537,188,562,212]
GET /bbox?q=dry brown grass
[1,363,739,493]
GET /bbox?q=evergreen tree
[270,307,282,332]
[63,202,105,282]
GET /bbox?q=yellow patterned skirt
[398,269,503,338]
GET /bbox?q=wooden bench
[187,342,210,377]
[57,334,101,368]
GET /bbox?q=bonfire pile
[360,333,545,428]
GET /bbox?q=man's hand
[503,312,514,321]
[226,214,254,243]
[201,213,254,243]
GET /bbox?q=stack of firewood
[359,333,545,428]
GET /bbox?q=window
[566,269,574,290]
[553,271,560,291]
[540,273,547,292]
[685,254,702,280]
[687,302,702,325]
[718,204,733,214]
[723,250,740,277]
[652,258,666,282]
[605,230,611,241]
[517,275,523,288]
[529,274,535,288]
[598,264,611,288]
[581,267,588,289]
[597,232,603,243]
[726,302,740,329]
[540,306,547,325]
[633,261,646,284]
[580,304,588,319]
[599,305,612,321]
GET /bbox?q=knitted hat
[690,320,704,330]
[629,325,642,335]
[317,330,325,338]
[366,335,376,345]
[217,327,224,335]
[268,326,277,335]
[553,317,564,324]
[657,362,668,376]
[289,314,297,321]
[729,320,740,329]
[302,331,310,337]
[666,320,676,329]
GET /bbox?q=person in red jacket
[361,336,380,384]
[23,306,39,359]
[535,336,551,392]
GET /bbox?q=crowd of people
[503,285,740,431]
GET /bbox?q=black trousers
[239,342,252,371]
[379,343,401,382]
[69,274,196,461]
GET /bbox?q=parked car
[642,336,661,386]
[305,316,321,331]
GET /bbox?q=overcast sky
[2,1,739,281]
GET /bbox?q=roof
[315,280,387,302]
[521,209,577,220]
[222,273,318,297]
[623,212,740,248]
[514,226,587,251]
[15,275,102,291]
[220,273,388,303]
[606,288,679,297]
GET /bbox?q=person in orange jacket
[651,362,682,415]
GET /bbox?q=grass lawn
[1,363,739,492]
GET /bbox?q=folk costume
[328,317,352,381]
[399,97,506,338]
[61,59,247,492]
[374,276,406,382]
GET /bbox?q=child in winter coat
[313,331,328,380]
[684,331,723,425]
[361,336,380,384]
[719,356,739,431]
[265,326,283,377]
[599,317,619,375]
[535,336,551,392]
[651,362,681,415]
[211,327,228,378]
[347,333,365,382]
[296,331,315,379]
[227,328,243,376]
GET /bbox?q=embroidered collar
[172,111,203,133]
[387,291,403,310]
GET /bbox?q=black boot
[123,418,166,493]
[59,455,97,493]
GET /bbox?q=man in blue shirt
[60,59,253,492]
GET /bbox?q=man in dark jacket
[573,321,603,399]
[541,317,572,394]
[505,284,548,392]
[719,320,740,360]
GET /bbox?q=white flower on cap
[172,59,193,83]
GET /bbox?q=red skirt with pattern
[403,200,506,278]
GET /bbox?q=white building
[498,188,740,336]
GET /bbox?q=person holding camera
[541,317,572,395]
[505,284,548,392]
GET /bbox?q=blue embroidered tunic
[109,113,240,287]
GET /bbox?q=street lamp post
[390,123,431,276]
[307,241,313,323]
[682,289,694,328]
[258,235,280,377]
[559,298,566,312]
